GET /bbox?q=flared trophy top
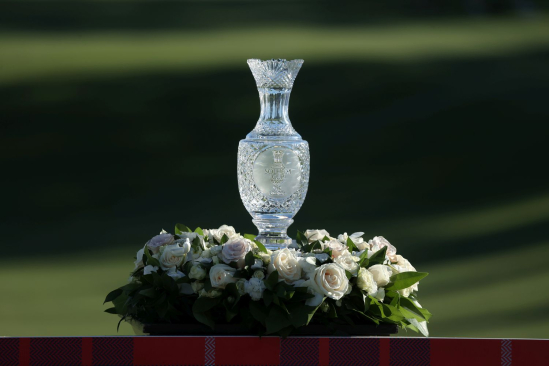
[247,59,304,90]
[246,59,304,140]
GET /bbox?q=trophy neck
[246,58,304,140]
[247,88,301,140]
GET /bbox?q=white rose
[221,237,252,268]
[368,264,392,287]
[310,263,350,300]
[209,264,238,289]
[251,259,264,270]
[395,255,416,272]
[315,253,330,263]
[334,253,360,276]
[200,248,213,259]
[294,279,325,307]
[134,248,144,269]
[252,270,265,280]
[191,281,204,293]
[297,256,318,276]
[210,245,222,255]
[338,232,368,251]
[369,236,397,262]
[258,252,271,265]
[393,255,418,292]
[159,242,190,270]
[372,288,385,301]
[356,267,378,294]
[269,248,302,283]
[323,238,349,258]
[212,256,220,264]
[147,233,174,254]
[399,286,413,297]
[304,229,330,243]
[244,278,266,301]
[214,225,238,242]
[167,270,185,281]
[189,265,206,280]
[177,232,204,248]
[143,265,158,275]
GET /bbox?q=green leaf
[345,270,352,280]
[265,271,279,291]
[194,227,204,236]
[296,230,308,246]
[252,240,268,254]
[289,304,322,328]
[192,236,202,250]
[265,306,292,334]
[175,223,192,234]
[263,290,274,307]
[192,296,222,313]
[193,310,215,329]
[103,288,122,304]
[398,306,425,322]
[144,244,161,268]
[358,250,370,268]
[245,251,256,268]
[382,304,404,322]
[104,307,118,314]
[249,301,268,326]
[139,288,157,298]
[203,278,212,292]
[221,234,229,244]
[367,246,387,267]
[418,307,433,321]
[346,237,358,252]
[385,272,429,291]
[400,297,430,321]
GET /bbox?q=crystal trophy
[238,59,310,250]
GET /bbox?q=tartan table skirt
[0,336,546,366]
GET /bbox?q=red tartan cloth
[0,336,546,365]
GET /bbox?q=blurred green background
[1,1,549,338]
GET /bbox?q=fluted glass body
[237,59,310,249]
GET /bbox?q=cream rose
[338,232,368,251]
[297,256,318,276]
[147,233,174,254]
[323,238,348,258]
[189,265,206,280]
[221,237,252,268]
[356,267,378,294]
[269,248,302,283]
[304,229,330,243]
[209,264,238,289]
[214,225,239,243]
[191,281,204,293]
[369,236,397,262]
[159,243,190,270]
[334,253,360,276]
[311,263,350,300]
[368,264,392,287]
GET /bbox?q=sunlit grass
[1,16,548,85]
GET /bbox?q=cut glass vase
[237,59,310,250]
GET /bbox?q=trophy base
[252,218,294,250]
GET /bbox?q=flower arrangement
[104,224,432,337]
